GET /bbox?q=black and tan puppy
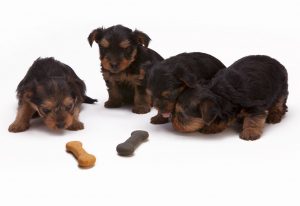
[147,52,226,124]
[88,25,163,114]
[8,57,97,132]
[172,55,288,140]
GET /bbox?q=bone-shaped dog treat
[116,130,149,156]
[66,141,96,168]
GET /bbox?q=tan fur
[240,112,267,140]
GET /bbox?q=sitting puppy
[8,57,97,132]
[172,55,288,140]
[147,52,226,124]
[88,25,163,114]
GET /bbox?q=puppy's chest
[102,71,143,86]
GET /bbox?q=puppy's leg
[240,111,267,141]
[104,80,123,108]
[132,85,151,114]
[67,107,84,131]
[9,101,35,132]
[151,112,169,124]
[266,96,288,124]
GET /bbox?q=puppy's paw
[132,105,151,114]
[67,121,84,131]
[151,114,169,124]
[104,100,122,108]
[8,122,30,133]
[239,128,261,141]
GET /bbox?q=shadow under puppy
[8,57,97,132]
[172,55,288,141]
[147,52,226,124]
[88,25,163,114]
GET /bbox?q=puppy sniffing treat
[116,130,149,156]
[147,52,225,124]
[66,141,96,168]
[8,57,97,132]
[88,25,163,114]
[172,55,288,140]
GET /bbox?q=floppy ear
[133,29,151,47]
[175,67,197,88]
[88,28,104,47]
[199,99,219,125]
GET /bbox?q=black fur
[173,55,288,139]
[147,52,226,123]
[88,25,163,114]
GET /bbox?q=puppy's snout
[110,62,118,70]
[56,121,65,129]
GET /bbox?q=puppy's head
[196,88,221,125]
[147,63,198,117]
[88,25,151,73]
[20,79,80,130]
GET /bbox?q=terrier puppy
[172,55,288,140]
[147,52,226,124]
[88,24,163,114]
[8,57,97,132]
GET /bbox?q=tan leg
[8,102,35,132]
[240,112,267,141]
[132,86,151,114]
[266,96,287,124]
[67,107,84,131]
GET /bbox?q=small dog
[147,52,226,124]
[88,25,163,114]
[172,55,288,140]
[8,57,97,132]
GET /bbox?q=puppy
[147,52,226,124]
[172,55,288,140]
[88,25,163,114]
[8,57,97,132]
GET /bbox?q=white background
[0,0,299,205]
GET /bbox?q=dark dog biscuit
[147,52,226,124]
[8,57,97,132]
[172,55,288,140]
[116,130,149,156]
[88,25,163,114]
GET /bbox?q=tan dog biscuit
[66,141,96,168]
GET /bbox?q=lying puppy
[147,52,226,124]
[88,24,163,114]
[172,55,288,140]
[8,57,97,132]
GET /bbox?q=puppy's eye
[42,108,51,114]
[65,104,74,111]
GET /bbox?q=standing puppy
[8,57,97,132]
[88,25,163,114]
[172,55,288,140]
[147,52,226,124]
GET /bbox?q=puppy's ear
[175,67,197,88]
[88,28,104,47]
[133,30,151,47]
[199,99,219,125]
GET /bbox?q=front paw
[8,122,30,133]
[239,128,261,141]
[132,105,151,114]
[151,114,169,124]
[104,100,122,108]
[67,121,84,131]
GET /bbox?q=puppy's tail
[83,95,98,104]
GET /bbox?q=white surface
[1,0,300,205]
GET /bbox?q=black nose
[56,121,65,129]
[110,63,118,70]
